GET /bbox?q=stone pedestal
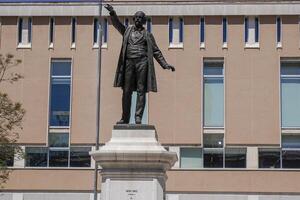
[90,125,178,200]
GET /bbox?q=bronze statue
[105,4,175,124]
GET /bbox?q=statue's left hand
[166,64,175,72]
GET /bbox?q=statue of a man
[105,4,175,124]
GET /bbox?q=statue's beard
[135,21,143,28]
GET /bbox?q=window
[258,148,281,168]
[222,17,227,47]
[146,17,152,32]
[49,59,72,127]
[204,148,223,168]
[93,18,108,48]
[282,135,300,148]
[203,134,224,148]
[282,150,300,168]
[70,147,91,167]
[124,18,129,28]
[25,146,91,168]
[203,133,224,168]
[180,148,203,168]
[245,16,259,47]
[49,17,54,48]
[25,147,48,167]
[129,92,148,124]
[200,17,205,48]
[203,60,224,127]
[276,17,282,47]
[281,61,300,128]
[225,148,246,168]
[169,17,184,48]
[18,17,32,47]
[49,133,69,148]
[71,17,76,48]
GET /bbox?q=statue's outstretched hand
[104,4,114,12]
[166,64,175,72]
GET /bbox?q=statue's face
[133,11,146,28]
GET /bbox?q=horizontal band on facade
[0,3,300,16]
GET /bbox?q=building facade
[1,0,300,199]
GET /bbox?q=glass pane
[204,78,224,127]
[225,148,246,168]
[25,147,48,167]
[258,148,280,168]
[49,133,69,147]
[180,148,203,168]
[49,150,68,167]
[50,77,71,126]
[129,92,148,124]
[204,62,223,75]
[281,62,300,75]
[51,60,71,76]
[204,149,223,168]
[203,134,224,148]
[70,147,91,167]
[282,150,300,168]
[282,135,300,148]
[281,78,300,127]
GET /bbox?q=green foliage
[0,54,24,187]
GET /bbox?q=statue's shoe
[116,119,129,124]
[135,117,142,124]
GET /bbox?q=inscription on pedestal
[108,180,161,200]
[126,190,138,200]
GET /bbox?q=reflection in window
[282,150,300,168]
[25,147,48,167]
[49,133,69,147]
[49,150,69,167]
[203,134,223,148]
[93,18,108,47]
[49,59,72,127]
[204,148,223,168]
[225,148,246,168]
[282,135,300,148]
[281,61,300,128]
[258,148,281,168]
[70,147,91,167]
[203,60,224,127]
[180,148,203,169]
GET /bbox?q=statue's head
[133,11,147,27]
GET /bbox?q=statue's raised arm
[104,4,126,35]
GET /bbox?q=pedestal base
[90,125,177,200]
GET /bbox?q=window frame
[49,17,55,49]
[168,17,184,49]
[222,17,228,48]
[48,59,73,129]
[17,16,32,48]
[276,16,282,48]
[70,17,76,49]
[280,60,300,129]
[200,17,205,48]
[93,17,108,49]
[244,16,260,48]
[203,59,225,129]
